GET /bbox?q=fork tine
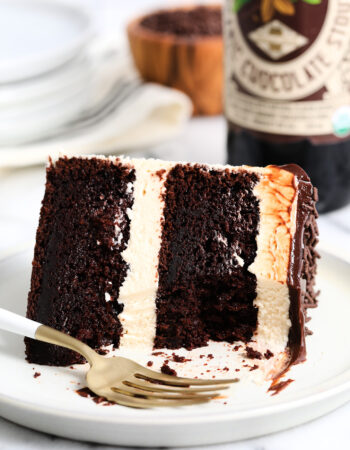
[111,385,219,400]
[135,370,239,387]
[124,379,230,394]
[104,390,212,408]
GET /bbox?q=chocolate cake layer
[140,6,222,37]
[25,157,135,365]
[155,164,260,350]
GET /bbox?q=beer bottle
[224,0,350,213]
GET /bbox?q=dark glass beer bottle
[224,0,350,213]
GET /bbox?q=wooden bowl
[127,5,223,116]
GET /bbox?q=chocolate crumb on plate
[246,346,263,360]
[161,362,177,376]
[264,349,274,359]
[171,353,190,363]
[76,387,114,406]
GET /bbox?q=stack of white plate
[0,0,193,169]
[0,0,94,146]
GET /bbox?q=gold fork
[0,308,238,408]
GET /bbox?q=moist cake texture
[25,158,135,365]
[25,156,319,374]
[155,165,259,350]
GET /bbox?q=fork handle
[0,307,40,338]
[0,308,97,364]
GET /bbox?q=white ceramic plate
[0,0,92,82]
[0,249,349,447]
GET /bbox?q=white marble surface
[0,0,349,447]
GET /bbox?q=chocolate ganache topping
[279,164,319,373]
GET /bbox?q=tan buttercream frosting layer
[250,166,298,352]
[250,166,297,282]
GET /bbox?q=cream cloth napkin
[0,40,192,168]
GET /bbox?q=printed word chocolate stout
[224,0,350,212]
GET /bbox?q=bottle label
[224,0,350,141]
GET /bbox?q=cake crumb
[147,361,153,367]
[76,387,114,406]
[222,367,229,371]
[207,354,214,359]
[161,363,177,376]
[249,364,259,371]
[33,372,41,379]
[264,349,274,360]
[233,345,241,351]
[305,327,313,336]
[246,347,263,360]
[77,387,90,398]
[171,353,190,363]
[152,351,164,356]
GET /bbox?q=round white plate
[0,249,349,447]
[0,0,92,83]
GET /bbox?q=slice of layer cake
[25,156,319,377]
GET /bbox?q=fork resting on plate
[0,308,238,408]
